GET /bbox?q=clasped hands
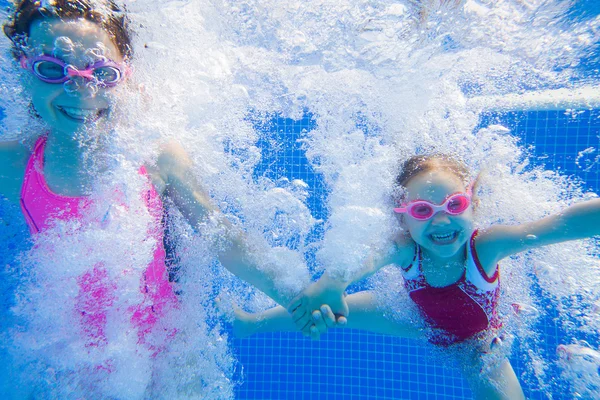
[286,275,349,340]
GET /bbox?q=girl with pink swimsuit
[1,0,293,361]
[233,154,600,399]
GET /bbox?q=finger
[292,308,307,323]
[298,315,314,337]
[312,310,322,321]
[320,305,337,328]
[294,313,311,331]
[336,315,348,326]
[288,297,303,313]
[312,310,328,334]
[310,324,321,341]
[301,322,314,337]
[295,316,310,332]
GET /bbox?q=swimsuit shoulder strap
[21,135,47,197]
[20,135,87,233]
[400,243,422,280]
[20,136,48,232]
[465,229,499,291]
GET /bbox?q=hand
[287,275,349,339]
[310,304,348,339]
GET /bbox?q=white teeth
[58,106,103,120]
[430,231,457,242]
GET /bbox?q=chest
[420,259,465,288]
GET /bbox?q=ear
[394,211,406,227]
[471,170,485,210]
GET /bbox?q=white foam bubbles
[190,0,600,396]
[558,341,600,398]
[3,0,600,398]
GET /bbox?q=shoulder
[157,140,193,171]
[0,140,28,155]
[148,140,193,192]
[471,226,522,275]
[0,141,30,204]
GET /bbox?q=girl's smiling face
[401,169,474,259]
[23,18,124,134]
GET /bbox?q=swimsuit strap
[465,229,499,292]
[402,233,487,291]
[20,136,87,233]
[400,244,428,290]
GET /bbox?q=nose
[63,76,99,98]
[430,211,451,225]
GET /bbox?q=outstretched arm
[153,141,295,306]
[477,198,600,268]
[235,291,422,340]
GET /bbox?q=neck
[424,245,466,265]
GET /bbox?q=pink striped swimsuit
[401,230,501,346]
[20,136,176,350]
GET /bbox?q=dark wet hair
[395,154,471,188]
[3,0,132,59]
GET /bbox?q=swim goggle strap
[20,55,130,87]
[394,182,474,221]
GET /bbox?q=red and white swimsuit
[401,230,500,346]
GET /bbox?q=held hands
[287,275,349,340]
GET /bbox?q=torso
[19,135,176,348]
[399,230,501,346]
[2,135,166,227]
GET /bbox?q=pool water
[2,0,600,399]
[233,109,600,400]
[232,110,600,399]
[0,0,600,400]
[1,108,598,399]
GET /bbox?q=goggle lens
[411,203,434,219]
[33,59,65,82]
[92,66,122,84]
[446,195,470,214]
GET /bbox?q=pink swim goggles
[20,55,128,87]
[394,183,474,221]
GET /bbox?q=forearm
[247,291,419,338]
[342,291,421,338]
[217,234,302,306]
[319,253,388,293]
[241,305,297,336]
[157,143,305,305]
